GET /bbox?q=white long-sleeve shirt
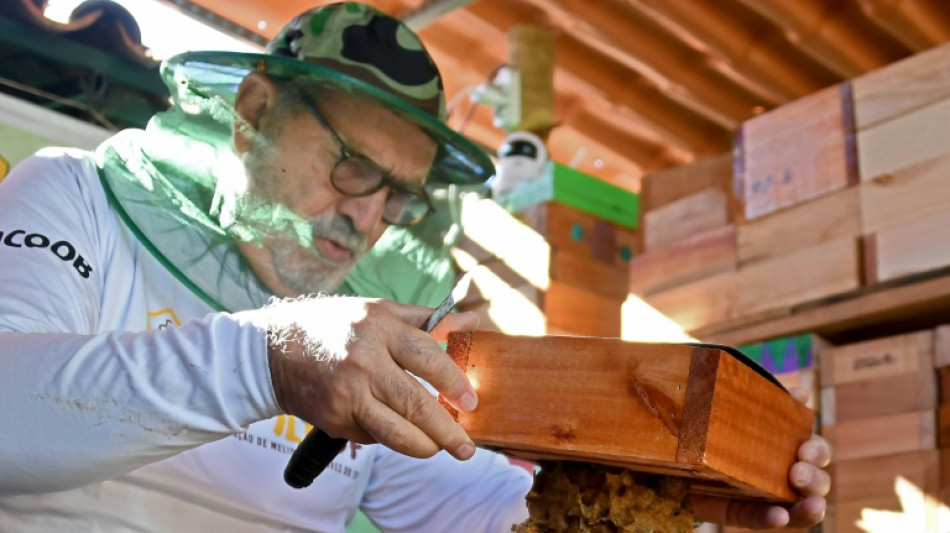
[0,148,531,532]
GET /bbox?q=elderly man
[0,3,829,531]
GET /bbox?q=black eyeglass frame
[299,94,436,226]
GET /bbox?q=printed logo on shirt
[0,228,94,279]
[229,416,363,480]
[147,308,181,330]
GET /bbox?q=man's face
[238,88,437,297]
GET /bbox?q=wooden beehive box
[445,331,815,503]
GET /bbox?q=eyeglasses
[299,94,435,226]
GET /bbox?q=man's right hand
[242,296,480,461]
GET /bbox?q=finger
[357,395,441,458]
[428,311,479,342]
[790,462,831,497]
[799,434,833,468]
[387,324,478,413]
[691,495,789,529]
[787,496,827,528]
[367,369,476,460]
[788,385,811,405]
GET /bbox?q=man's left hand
[691,433,831,528]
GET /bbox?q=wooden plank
[545,281,621,337]
[734,82,857,221]
[866,207,950,284]
[639,152,732,212]
[938,367,950,403]
[737,187,861,266]
[628,224,736,296]
[827,450,940,503]
[818,330,933,387]
[822,410,935,462]
[642,187,730,251]
[858,96,950,181]
[696,271,950,347]
[549,249,628,301]
[860,151,950,235]
[936,325,950,368]
[938,404,950,448]
[734,237,862,319]
[853,41,950,130]
[456,285,546,336]
[644,270,737,332]
[446,331,815,502]
[522,201,634,267]
[820,369,936,427]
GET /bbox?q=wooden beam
[695,270,950,346]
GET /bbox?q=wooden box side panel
[644,270,737,332]
[867,207,950,284]
[737,186,861,266]
[820,369,937,427]
[628,224,737,297]
[734,237,862,318]
[853,41,950,130]
[545,281,622,338]
[858,96,950,181]
[736,83,856,221]
[681,350,815,502]
[550,249,629,300]
[827,450,940,504]
[450,331,694,464]
[860,151,950,236]
[643,188,730,251]
[818,330,934,387]
[823,410,936,462]
[640,153,732,212]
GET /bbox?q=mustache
[312,214,367,254]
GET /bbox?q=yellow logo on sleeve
[147,308,181,330]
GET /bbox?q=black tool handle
[283,430,348,488]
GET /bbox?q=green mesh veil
[95,79,467,312]
[94,2,489,311]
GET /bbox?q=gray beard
[239,138,369,295]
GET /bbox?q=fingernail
[456,441,475,460]
[459,391,478,412]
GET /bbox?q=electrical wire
[0,75,118,130]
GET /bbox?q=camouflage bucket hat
[161,2,493,186]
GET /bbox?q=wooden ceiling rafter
[517,0,764,127]
[462,1,731,153]
[631,0,840,102]
[855,0,950,50]
[154,0,950,192]
[735,0,912,77]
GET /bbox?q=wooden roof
[160,0,950,192]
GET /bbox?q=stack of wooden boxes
[856,43,950,287]
[623,39,950,533]
[625,154,737,335]
[628,41,950,342]
[821,330,940,532]
[522,201,637,337]
[454,163,638,338]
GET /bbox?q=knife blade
[283,272,473,489]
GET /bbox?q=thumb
[383,300,479,340]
